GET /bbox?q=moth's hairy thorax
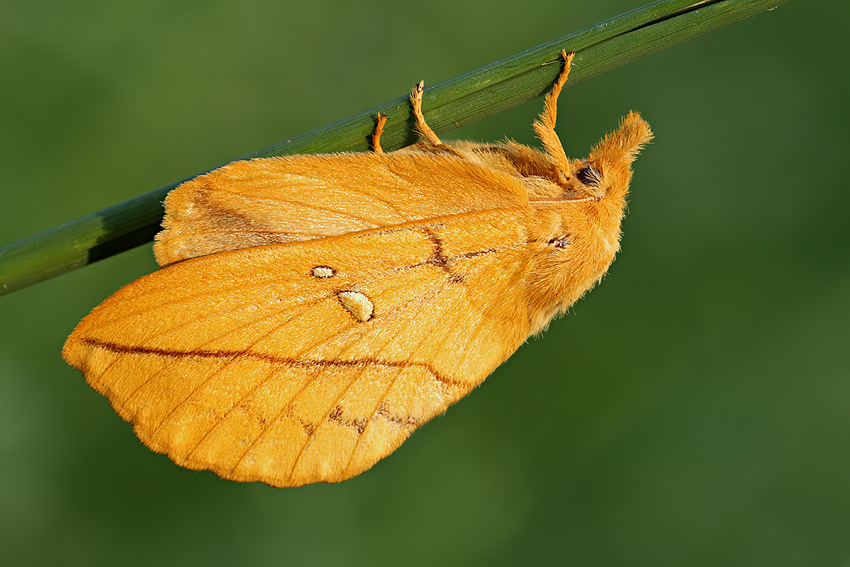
[520,195,625,334]
[419,138,631,336]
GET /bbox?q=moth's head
[571,111,653,201]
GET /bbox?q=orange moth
[63,51,652,487]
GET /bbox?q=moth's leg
[533,50,575,183]
[410,81,443,147]
[371,112,388,153]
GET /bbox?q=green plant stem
[0,0,791,296]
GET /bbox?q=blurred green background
[2,0,848,565]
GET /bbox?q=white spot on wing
[312,266,335,278]
[338,291,374,322]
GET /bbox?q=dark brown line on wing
[421,227,467,283]
[422,228,450,269]
[328,402,421,435]
[377,402,420,428]
[81,337,463,387]
[328,405,368,435]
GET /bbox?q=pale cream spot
[338,291,374,322]
[312,266,335,278]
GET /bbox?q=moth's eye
[576,166,601,186]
